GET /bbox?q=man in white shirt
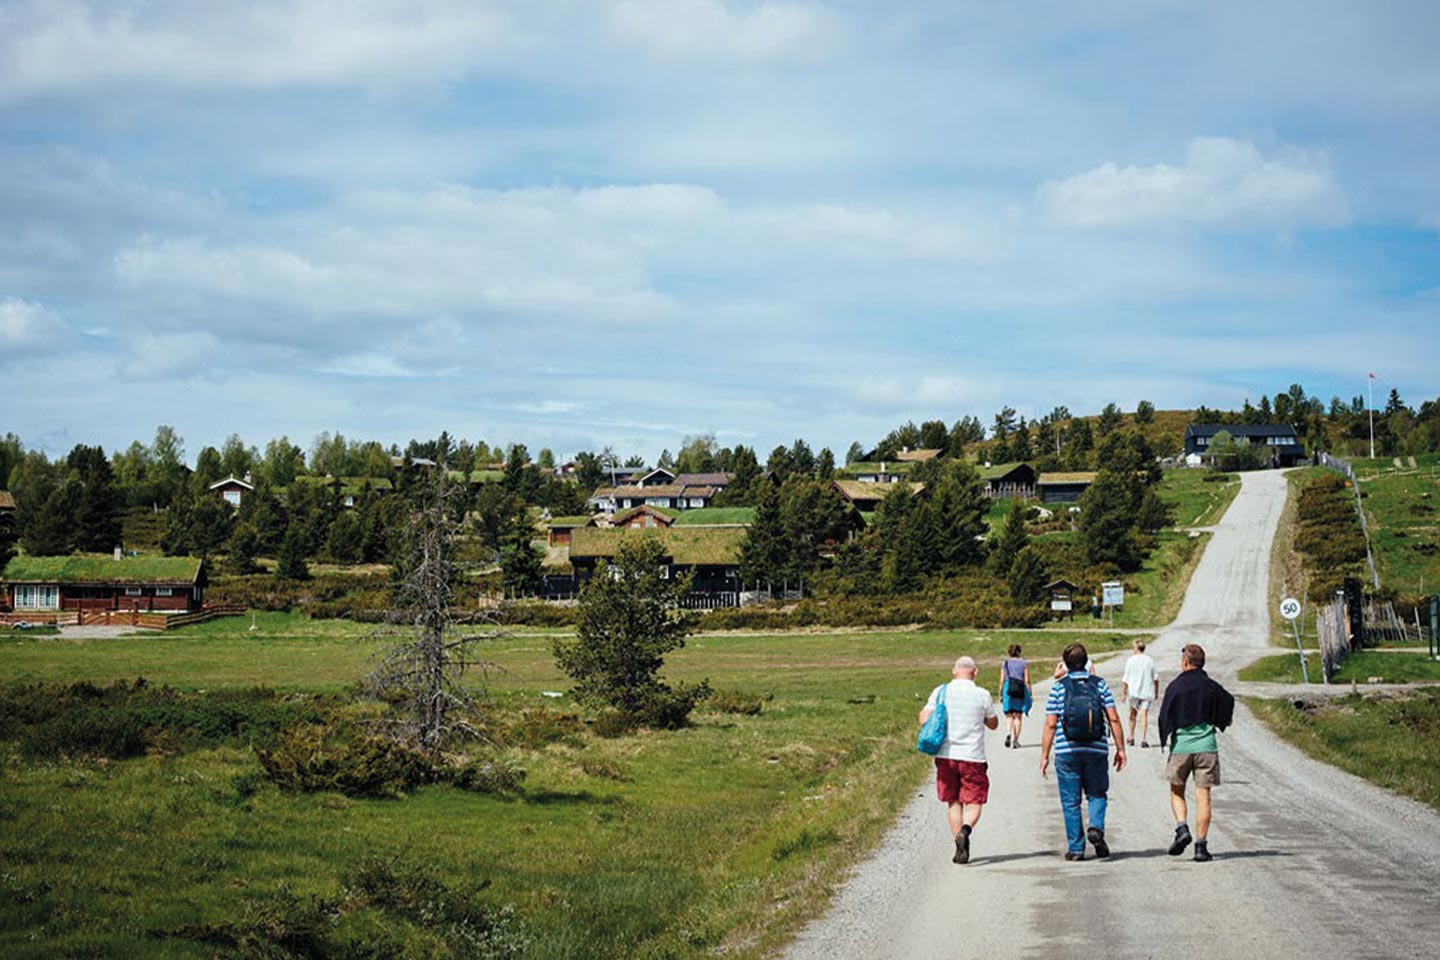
[918,655,1000,864]
[1121,639,1160,748]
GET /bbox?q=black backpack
[1061,675,1106,743]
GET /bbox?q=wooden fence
[2,604,245,631]
[1316,452,1381,589]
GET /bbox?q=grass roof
[833,480,925,501]
[672,507,756,526]
[1038,472,1097,484]
[977,462,1034,481]
[546,515,593,528]
[568,527,745,566]
[840,461,916,474]
[3,554,203,584]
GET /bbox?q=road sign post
[1429,595,1439,661]
[1280,597,1309,683]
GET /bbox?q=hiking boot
[1140,741,1150,749]
[953,832,970,864]
[1087,827,1110,859]
[1126,738,1135,746]
[1063,851,1085,861]
[1193,841,1213,863]
[1004,734,1011,748]
[1168,823,1193,856]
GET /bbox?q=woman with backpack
[998,643,1032,748]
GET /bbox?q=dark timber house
[565,527,746,594]
[1,554,206,614]
[1183,423,1305,467]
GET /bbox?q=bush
[256,724,438,798]
[450,759,527,795]
[704,688,768,716]
[488,707,586,750]
[0,680,333,759]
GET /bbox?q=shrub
[489,707,586,750]
[704,688,768,716]
[449,759,526,796]
[0,680,333,759]
[256,724,438,798]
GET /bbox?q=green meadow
[0,616,1140,958]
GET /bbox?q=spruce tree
[500,502,543,596]
[1007,546,1047,604]
[327,511,364,563]
[932,461,988,569]
[738,484,787,588]
[989,499,1030,576]
[1079,469,1144,571]
[277,527,311,580]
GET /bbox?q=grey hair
[954,655,977,672]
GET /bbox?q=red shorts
[935,758,990,805]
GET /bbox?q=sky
[2,0,1438,463]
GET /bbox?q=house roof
[894,448,942,462]
[977,462,1035,482]
[3,554,204,585]
[833,480,926,503]
[672,507,756,527]
[841,461,916,475]
[673,472,735,487]
[1037,472,1098,485]
[568,527,746,566]
[637,468,677,484]
[208,476,254,491]
[1185,423,1299,439]
[612,484,688,499]
[0,490,14,510]
[546,515,594,529]
[611,505,678,526]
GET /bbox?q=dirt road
[783,470,1440,959]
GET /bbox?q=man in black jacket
[1158,644,1235,862]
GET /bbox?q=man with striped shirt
[1039,643,1128,860]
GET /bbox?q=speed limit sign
[1279,597,1302,621]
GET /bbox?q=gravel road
[782,469,1440,959]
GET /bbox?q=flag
[1368,372,1376,379]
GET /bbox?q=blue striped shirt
[1045,671,1117,755]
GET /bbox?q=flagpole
[1368,374,1375,460]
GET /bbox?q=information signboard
[1101,581,1124,607]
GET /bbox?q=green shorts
[1166,751,1220,788]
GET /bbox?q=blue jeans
[1055,751,1109,853]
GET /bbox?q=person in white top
[1121,639,1160,748]
[918,655,1000,864]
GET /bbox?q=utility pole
[1368,372,1376,460]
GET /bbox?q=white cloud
[610,0,847,62]
[0,0,514,100]
[0,296,64,347]
[1038,137,1349,230]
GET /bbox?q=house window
[689,498,704,508]
[658,566,670,579]
[223,489,242,505]
[647,498,670,508]
[125,587,143,597]
[155,587,174,597]
[15,586,59,610]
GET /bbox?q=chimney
[113,546,123,562]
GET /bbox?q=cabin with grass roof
[977,463,1036,499]
[1036,472,1096,504]
[566,527,745,594]
[1,554,206,614]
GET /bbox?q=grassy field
[1157,469,1241,528]
[1249,690,1440,812]
[0,616,1139,958]
[1239,648,1440,685]
[1353,459,1440,596]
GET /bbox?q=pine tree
[1079,469,1144,571]
[932,461,988,569]
[1135,400,1156,425]
[1098,403,1123,437]
[1007,546,1047,604]
[327,511,364,563]
[227,521,262,574]
[989,499,1030,576]
[814,447,836,481]
[67,444,122,552]
[277,527,311,580]
[1011,419,1033,462]
[500,502,543,596]
[738,485,788,588]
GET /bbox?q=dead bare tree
[368,466,501,753]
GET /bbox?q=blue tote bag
[917,683,948,755]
